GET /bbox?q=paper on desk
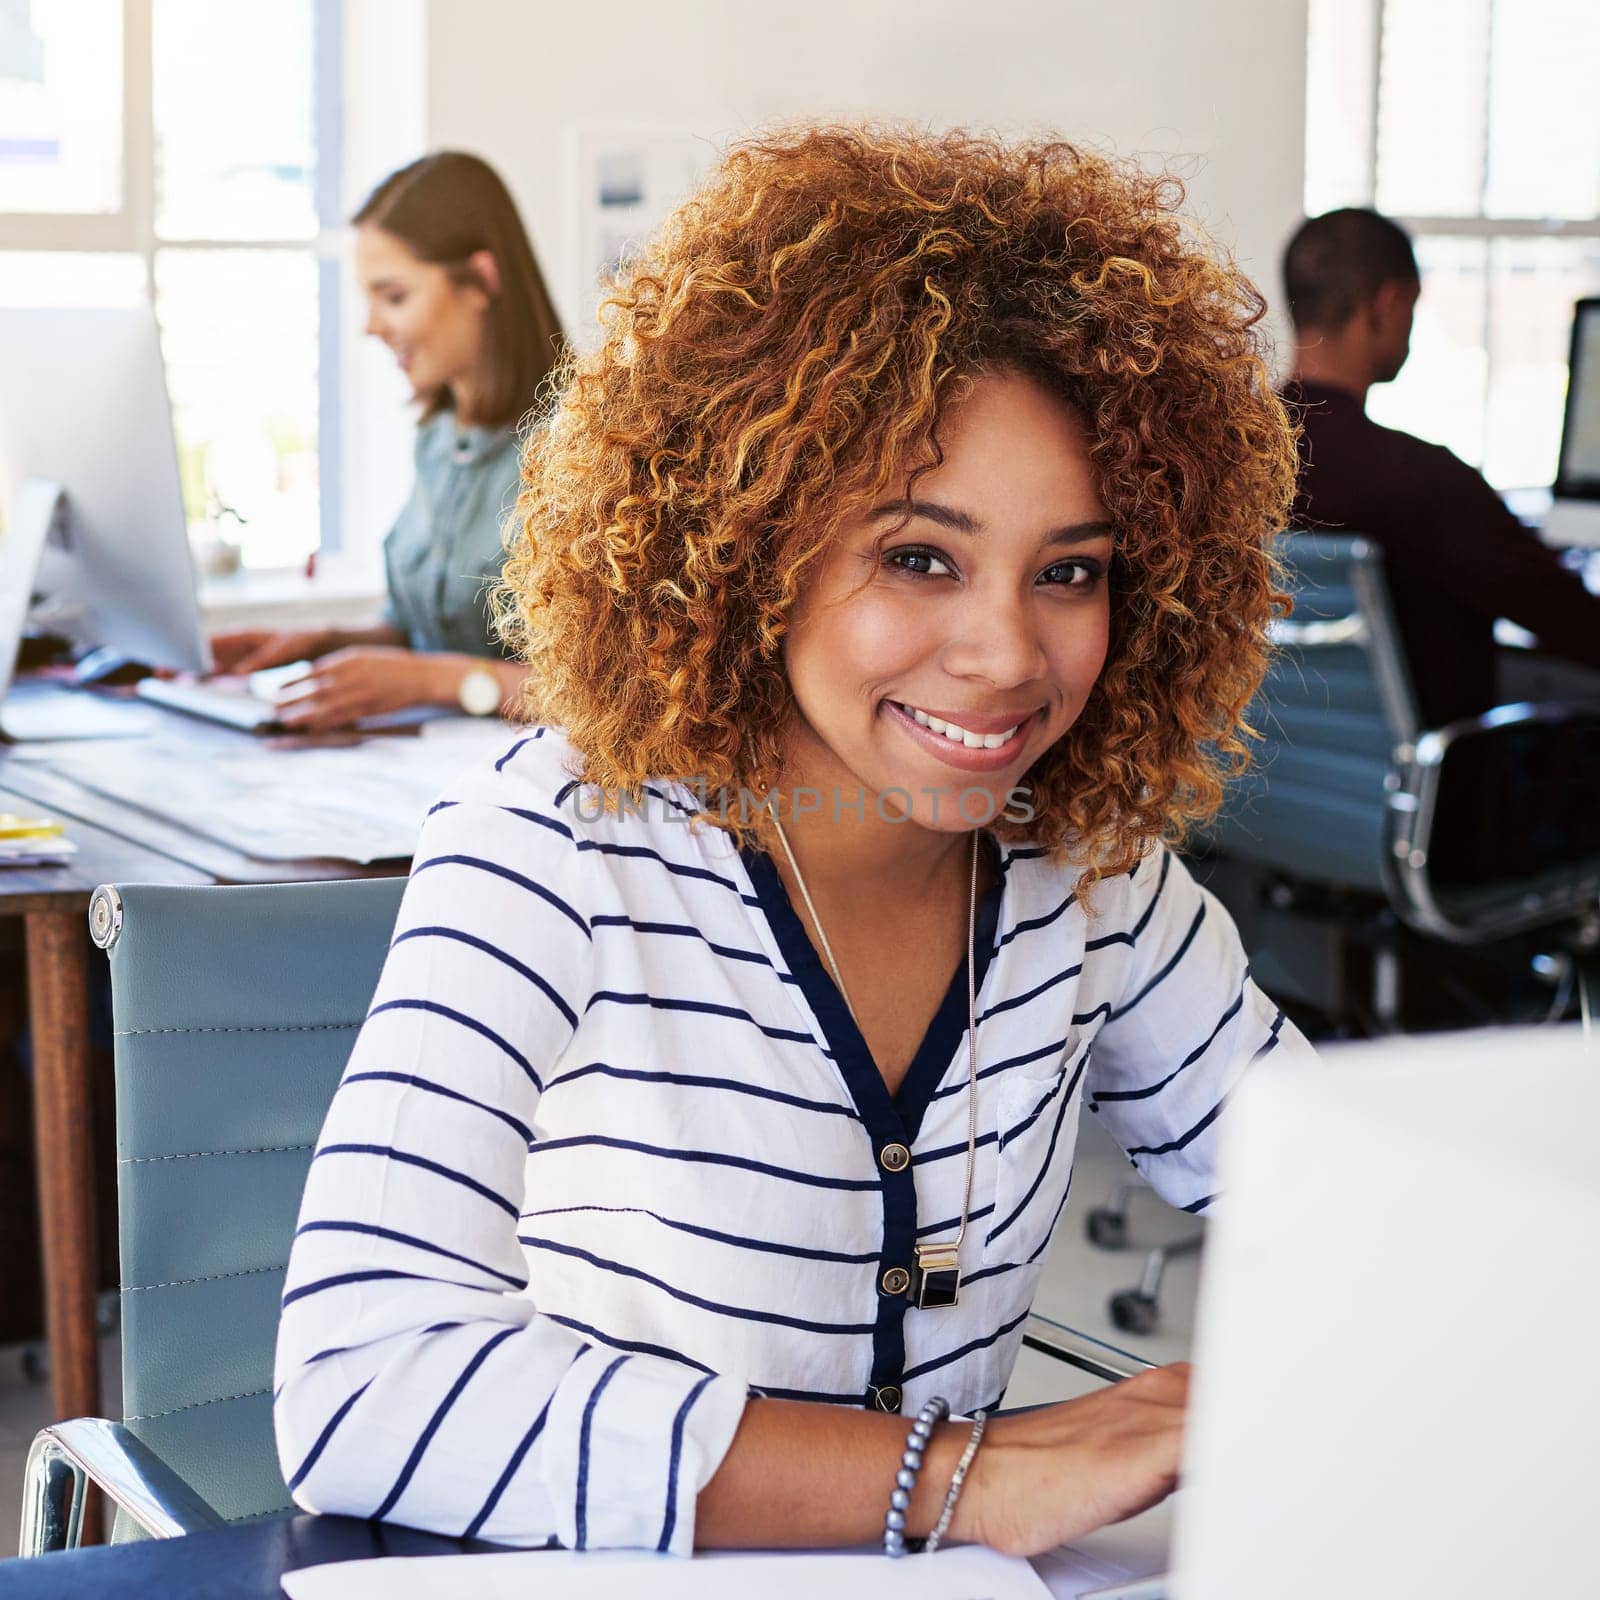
[282,1544,1057,1600]
[41,719,519,863]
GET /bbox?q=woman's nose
[943,588,1050,688]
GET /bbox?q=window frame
[0,0,348,567]
[1309,0,1600,487]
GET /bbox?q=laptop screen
[1555,297,1600,498]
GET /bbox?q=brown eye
[884,546,954,578]
[1040,560,1102,588]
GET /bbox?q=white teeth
[900,703,1020,748]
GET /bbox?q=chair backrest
[96,875,406,1530]
[1208,533,1418,897]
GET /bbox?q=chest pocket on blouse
[982,1028,1089,1266]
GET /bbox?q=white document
[281,1541,1153,1600]
[40,719,516,863]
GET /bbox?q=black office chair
[1085,532,1600,1331]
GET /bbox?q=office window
[1304,0,1600,488]
[0,0,121,213]
[0,0,340,570]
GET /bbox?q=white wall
[331,0,428,587]
[426,0,1309,364]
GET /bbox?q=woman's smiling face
[781,367,1114,833]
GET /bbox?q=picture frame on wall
[562,124,719,346]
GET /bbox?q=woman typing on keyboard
[209,151,562,730]
[275,124,1314,1559]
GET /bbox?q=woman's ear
[467,249,501,299]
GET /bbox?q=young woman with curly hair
[276,124,1313,1564]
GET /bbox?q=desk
[0,1514,492,1597]
[1,691,413,1472]
[2,804,209,1456]
[0,1511,1172,1597]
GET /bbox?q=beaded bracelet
[923,1409,989,1555]
[883,1396,950,1557]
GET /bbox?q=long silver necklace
[770,808,980,1311]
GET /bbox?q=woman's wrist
[940,1414,1000,1547]
[925,1411,989,1555]
[884,1398,951,1555]
[409,653,472,708]
[904,1419,967,1541]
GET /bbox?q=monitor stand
[0,480,155,741]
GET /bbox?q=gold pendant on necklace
[913,1240,961,1309]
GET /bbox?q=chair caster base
[1086,1207,1129,1250]
[1110,1290,1160,1335]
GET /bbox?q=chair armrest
[1021,1314,1154,1384]
[1389,700,1600,942]
[1414,698,1600,761]
[18,1417,226,1557]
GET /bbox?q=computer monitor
[1168,1023,1598,1600]
[1545,296,1600,546]
[0,305,211,677]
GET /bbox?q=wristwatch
[457,665,501,717]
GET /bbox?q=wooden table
[1,690,413,1517]
[3,810,210,1456]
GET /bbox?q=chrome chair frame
[1089,534,1600,1327]
[20,1420,225,1555]
[1230,532,1600,983]
[1389,702,1600,945]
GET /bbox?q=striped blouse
[274,724,1311,1555]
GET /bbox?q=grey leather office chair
[1212,532,1600,989]
[19,877,404,1554]
[20,877,1149,1556]
[1087,533,1600,1329]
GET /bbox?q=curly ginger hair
[497,122,1297,887]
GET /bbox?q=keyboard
[134,675,284,732]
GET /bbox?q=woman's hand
[273,646,434,731]
[950,1364,1190,1557]
[210,628,338,675]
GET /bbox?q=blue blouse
[381,413,522,656]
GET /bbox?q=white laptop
[1083,1023,1599,1600]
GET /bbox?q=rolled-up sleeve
[1083,846,1316,1214]
[273,779,748,1552]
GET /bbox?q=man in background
[1280,207,1600,728]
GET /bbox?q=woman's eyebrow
[868,499,1114,546]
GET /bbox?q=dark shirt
[1282,379,1600,726]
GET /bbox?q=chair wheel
[1110,1290,1159,1335]
[20,1345,48,1386]
[1086,1207,1128,1250]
